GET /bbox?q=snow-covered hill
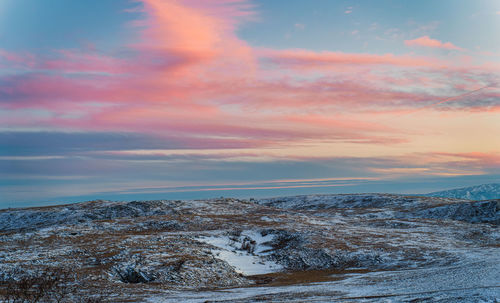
[426,183,500,200]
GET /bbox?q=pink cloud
[0,50,37,69]
[362,152,500,177]
[133,0,257,77]
[294,23,305,30]
[404,36,463,51]
[261,48,443,68]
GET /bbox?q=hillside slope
[426,183,500,200]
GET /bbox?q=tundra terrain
[0,194,499,302]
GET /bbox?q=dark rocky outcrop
[263,230,382,271]
[114,266,156,283]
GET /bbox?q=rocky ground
[0,194,499,302]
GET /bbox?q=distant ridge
[426,183,500,200]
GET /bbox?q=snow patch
[198,230,282,275]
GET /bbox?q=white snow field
[198,230,282,275]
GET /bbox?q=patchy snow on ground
[147,247,500,303]
[1,194,499,302]
[198,230,282,275]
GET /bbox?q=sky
[1,0,499,208]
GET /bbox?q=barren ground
[0,194,498,302]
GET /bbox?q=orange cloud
[404,36,463,51]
